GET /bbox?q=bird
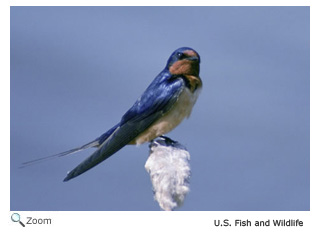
[22,47,202,181]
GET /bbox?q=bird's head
[166,47,200,76]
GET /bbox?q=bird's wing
[63,75,184,181]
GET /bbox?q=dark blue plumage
[22,47,202,181]
[62,47,202,181]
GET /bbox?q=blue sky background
[10,6,309,211]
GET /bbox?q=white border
[8,0,314,6]
[2,1,318,231]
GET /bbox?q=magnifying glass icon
[11,213,25,227]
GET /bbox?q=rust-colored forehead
[183,50,198,57]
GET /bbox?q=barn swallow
[22,47,202,181]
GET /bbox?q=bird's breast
[131,85,201,145]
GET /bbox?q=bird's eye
[177,52,185,60]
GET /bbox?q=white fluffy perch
[145,136,191,211]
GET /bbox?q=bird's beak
[186,56,200,62]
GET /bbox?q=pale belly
[130,87,201,145]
